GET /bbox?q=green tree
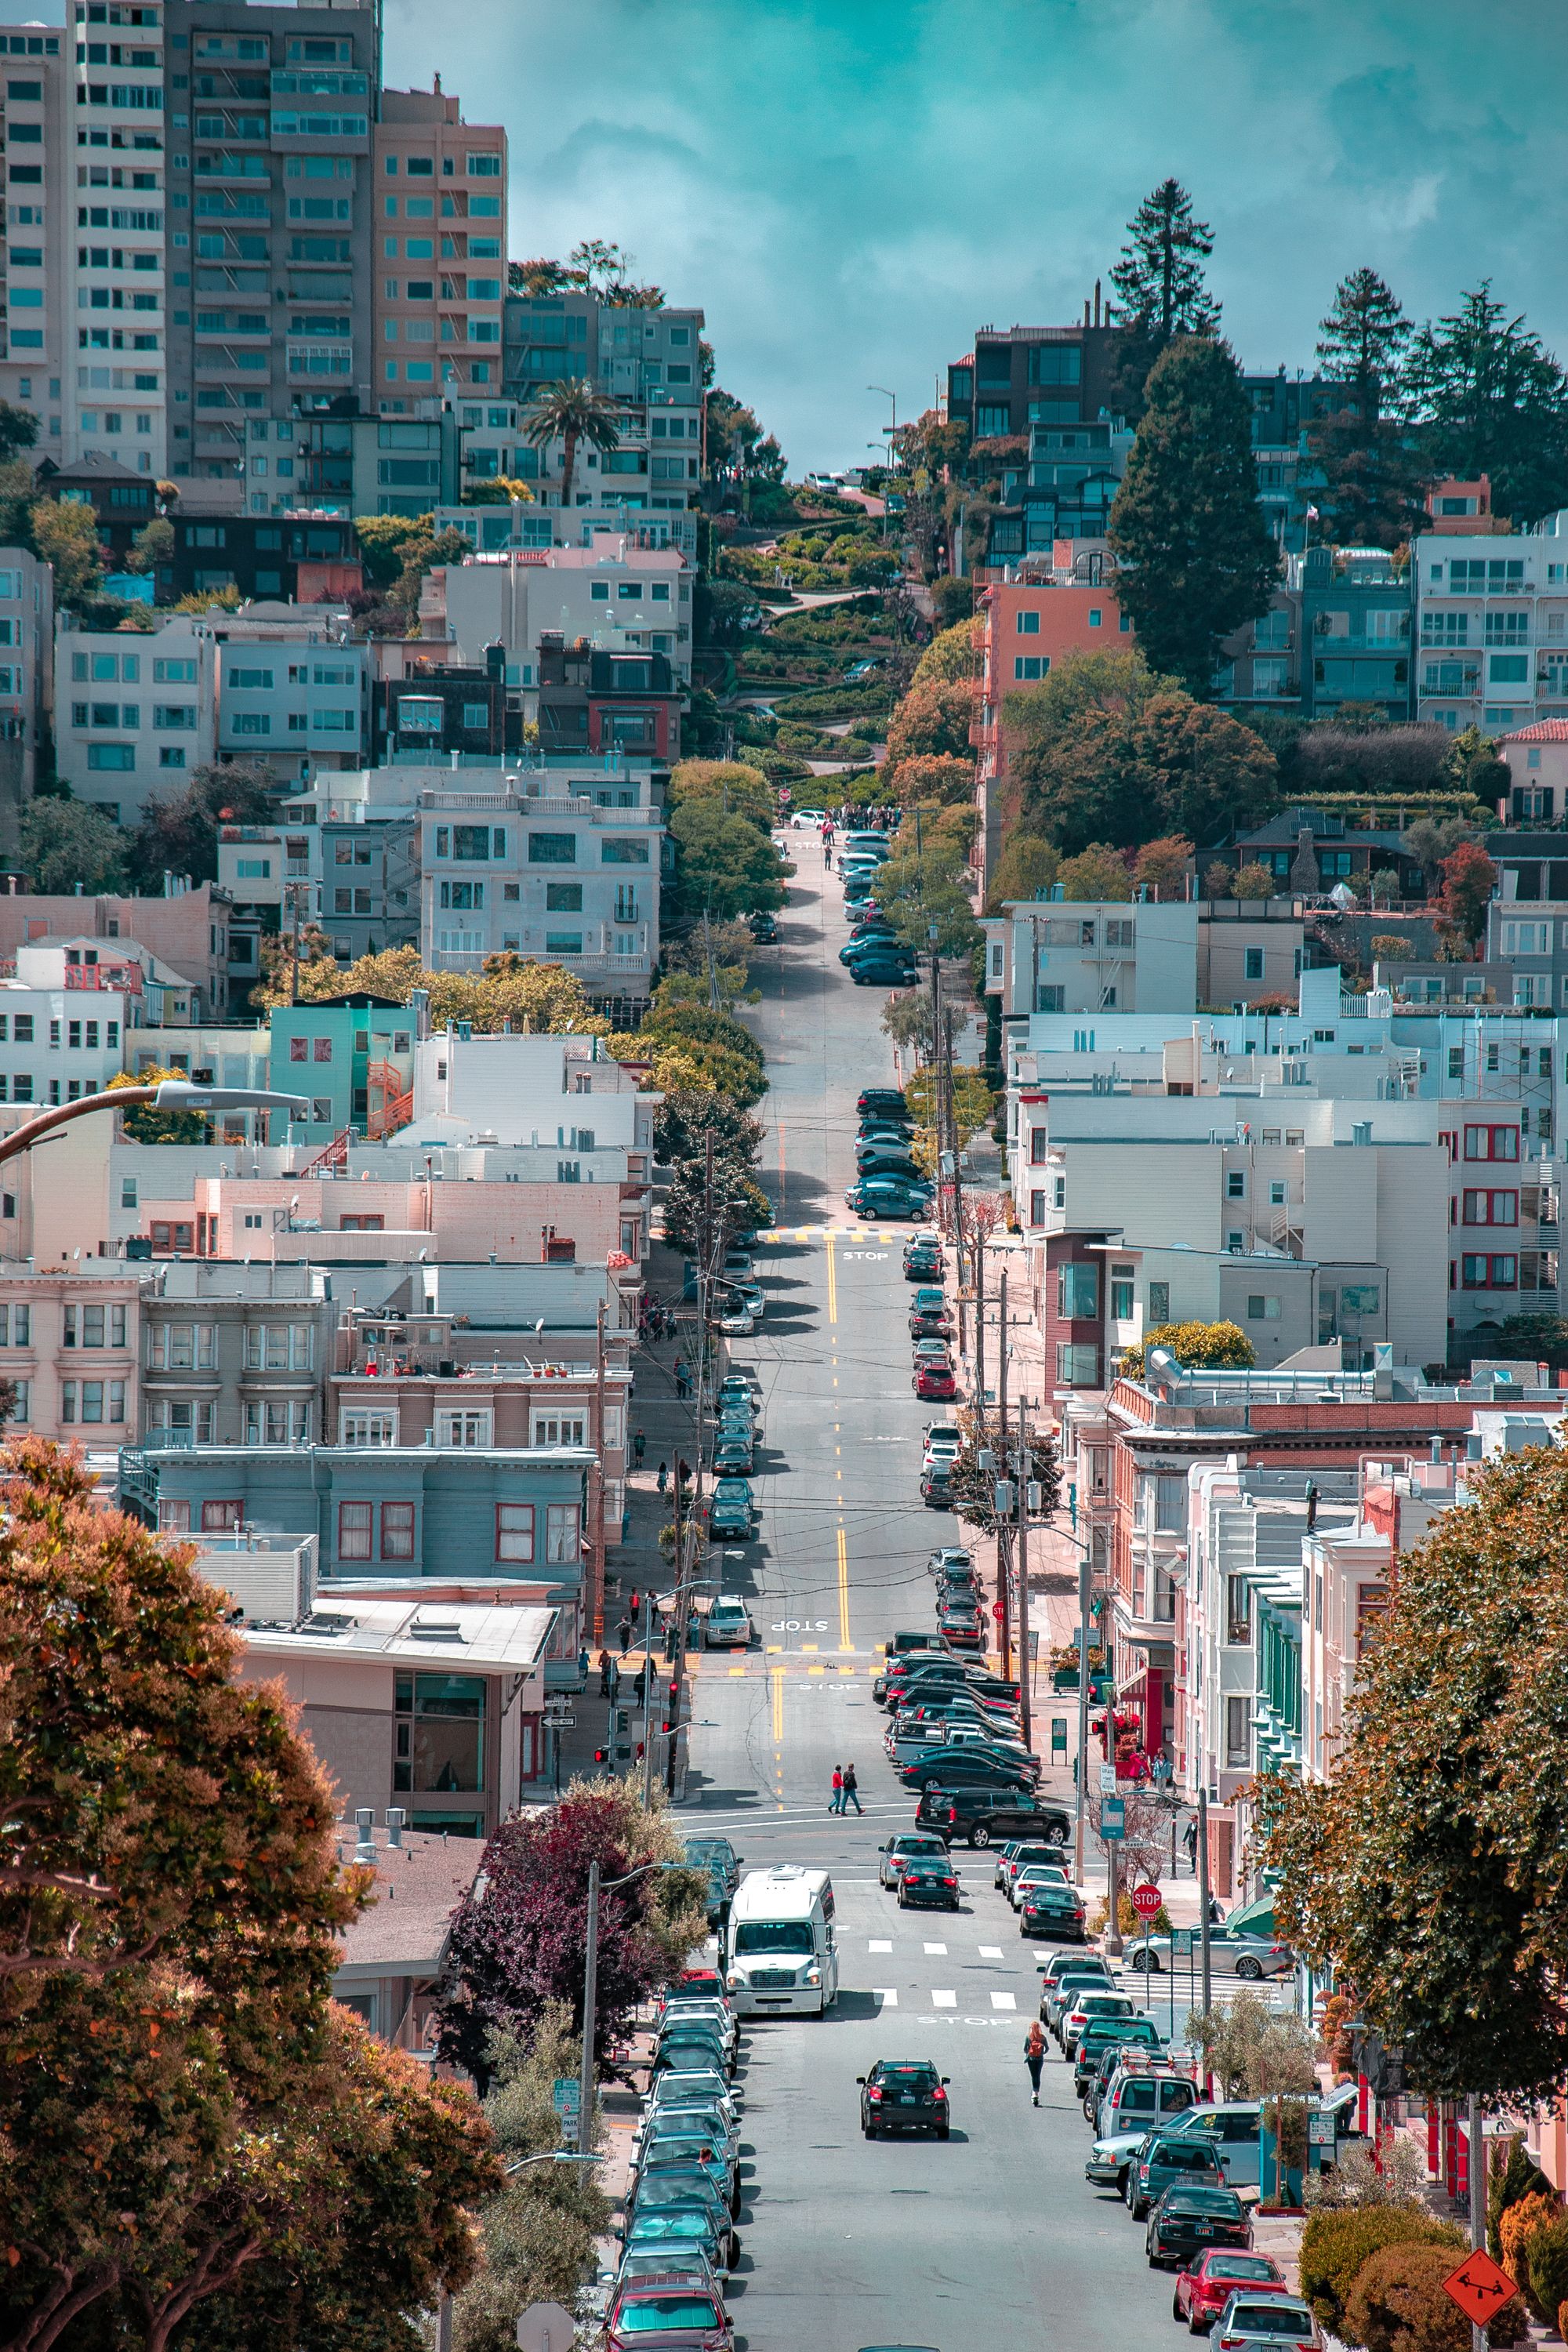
[1254,1446,1568,2105]
[884,676,977,769]
[1310,267,1425,548]
[1407,284,1568,524]
[125,514,175,579]
[669,799,788,920]
[108,1065,208,1144]
[985,833,1059,910]
[927,576,975,630]
[1119,1319,1256,1377]
[912,618,980,687]
[0,397,38,463]
[20,797,126,894]
[1058,843,1131,900]
[667,758,776,832]
[892,753,975,808]
[353,512,434,594]
[31,496,104,610]
[1133,834,1194,899]
[872,844,979,957]
[1109,178,1221,416]
[1109,336,1279,695]
[1013,672,1276,855]
[390,523,472,630]
[126,757,278,891]
[521,379,623,509]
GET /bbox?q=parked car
[1127,2130,1229,2221]
[914,1365,958,1400]
[1173,2252,1290,2334]
[1018,1881,1087,1940]
[702,1597,753,1650]
[603,2274,733,2352]
[897,1860,961,1911]
[877,1833,952,1888]
[1210,2292,1320,2351]
[707,1480,754,1541]
[916,1788,1070,1848]
[1145,2186,1251,2270]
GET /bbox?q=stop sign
[991,1601,1004,1621]
[1131,1882,1163,1918]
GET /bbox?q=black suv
[916,1788,1072,1849]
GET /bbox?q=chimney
[1083,299,1091,327]
[1094,279,1102,327]
[353,1806,376,1864]
[385,1806,406,1848]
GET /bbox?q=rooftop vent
[410,1617,465,1642]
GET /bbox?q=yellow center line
[770,1665,785,1743]
[826,1234,837,1324]
[837,1525,852,1650]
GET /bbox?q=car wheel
[1047,1823,1068,1846]
[728,2234,741,2268]
[1173,2299,1185,2324]
[1189,2312,1208,2336]
[1235,1955,1262,1980]
[971,1824,993,1848]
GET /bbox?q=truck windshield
[734,1922,815,1954]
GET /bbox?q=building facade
[1414,510,1568,735]
[372,82,505,412]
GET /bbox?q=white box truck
[723,1866,839,2017]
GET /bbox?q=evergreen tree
[1109,178,1220,418]
[1309,268,1425,547]
[1107,337,1279,695]
[1406,283,1568,524]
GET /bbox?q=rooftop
[243,1594,558,1671]
[332,1818,486,1976]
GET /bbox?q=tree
[1109,336,1279,695]
[437,1782,706,2087]
[353,512,434,595]
[912,619,980,687]
[255,946,606,1039]
[388,522,472,630]
[872,846,979,957]
[125,758,278,890]
[521,379,623,510]
[660,1146,771,1255]
[891,753,975,808]
[31,498,104,610]
[108,1065,208,1145]
[1494,1314,1568,1372]
[1407,285,1568,524]
[985,833,1059,911]
[1133,835,1194,899]
[927,576,974,630]
[1058,842,1131,901]
[1254,1446,1568,2106]
[0,398,38,463]
[125,514,175,580]
[1119,1319,1256,1378]
[1432,839,1497,952]
[668,799,788,921]
[453,2010,611,2352]
[20,798,126,894]
[1403,812,1482,890]
[1233,859,1276,899]
[1017,694,1276,854]
[667,758,775,833]
[884,676,977,769]
[652,1087,763,1171]
[1109,177,1221,417]
[904,1064,995,1157]
[1309,268,1425,548]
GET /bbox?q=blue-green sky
[408,2,1563,474]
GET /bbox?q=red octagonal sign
[1131,1882,1163,1918]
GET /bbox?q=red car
[675,1967,726,1995]
[914,1366,957,1400]
[1174,2251,1290,2334]
[604,2276,731,2352]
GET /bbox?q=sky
[381,0,1568,473]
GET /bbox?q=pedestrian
[657,1461,669,1494]
[577,1644,590,1687]
[629,1584,641,1622]
[617,1614,632,1658]
[677,1457,691,1489]
[598,1648,613,1698]
[829,1765,844,1815]
[607,1656,620,1702]
[633,1427,647,1468]
[841,1760,862,1815]
[1184,1817,1199,1872]
[1024,2019,1046,2105]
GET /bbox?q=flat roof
[242,1595,556,1672]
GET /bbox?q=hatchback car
[1019,1882,1087,1940]
[847,1181,931,1221]
[1174,2252,1290,2334]
[706,1481,754,1542]
[1146,2187,1251,2271]
[1210,2293,1319,2351]
[877,1833,951,1889]
[1128,2132,1229,2221]
[857,1089,908,1116]
[914,1365,958,1401]
[852,960,917,989]
[897,1860,960,1911]
[604,2277,733,2352]
[858,2059,950,2140]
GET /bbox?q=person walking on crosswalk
[841,1760,863,1815]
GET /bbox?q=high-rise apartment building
[163,0,381,495]
[503,292,705,517]
[372,82,504,414]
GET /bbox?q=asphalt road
[678,836,1199,2352]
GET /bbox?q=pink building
[0,885,234,1015]
[0,1263,145,1442]
[136,1171,634,1268]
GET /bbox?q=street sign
[991,1601,1004,1622]
[1050,1717,1068,1758]
[1101,1797,1125,1841]
[550,2078,581,2148]
[1308,2111,1338,2148]
[1131,1882,1162,1919]
[1098,1763,1119,1795]
[1171,1928,1195,1957]
[516,2303,578,2352]
[1442,2252,1517,2328]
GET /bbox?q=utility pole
[641,1588,656,1809]
[1015,1395,1033,1751]
[973,1218,987,1427]
[1198,1784,1214,2024]
[592,1297,607,1647]
[579,1857,601,2151]
[1073,1548,1091,1881]
[1469,2094,1487,2352]
[996,1267,1012,1682]
[667,1131,715,1796]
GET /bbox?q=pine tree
[1107,337,1279,695]
[1308,270,1421,548]
[1406,283,1568,524]
[1109,179,1220,419]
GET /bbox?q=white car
[717,1307,756,1337]
[791,807,830,829]
[702,1598,754,1650]
[922,1425,961,1472]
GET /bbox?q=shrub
[1233,859,1276,900]
[1526,2213,1568,2325]
[1490,2136,1555,2259]
[1499,2190,1560,2299]
[1344,2238,1528,2352]
[1373,935,1415,960]
[1299,2205,1462,2336]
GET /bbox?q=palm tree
[522,378,622,510]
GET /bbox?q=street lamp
[0,1082,313,1171]
[577,1857,680,2159]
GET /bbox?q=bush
[1299,2207,1463,2337]
[1499,2190,1560,2301]
[1526,2213,1568,2325]
[1490,2136,1555,2259]
[1344,2238,1528,2352]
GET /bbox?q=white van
[724,1866,838,2017]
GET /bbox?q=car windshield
[629,2213,710,2241]
[1169,2190,1244,2216]
[616,2299,724,2333]
[1229,2308,1312,2336]
[1207,2259,1280,2283]
[713,1481,750,1501]
[1079,1996,1134,2015]
[895,1838,947,1857]
[734,1922,815,1954]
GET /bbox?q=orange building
[974,561,1135,887]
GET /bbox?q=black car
[1145,2185,1250,2268]
[1020,1882,1088,1941]
[916,1788,1072,1849]
[858,1089,908,1116]
[897,1860,961,1911]
[853,963,919,989]
[903,1257,942,1283]
[883,1667,1022,1711]
[858,2058,950,2140]
[747,909,778,943]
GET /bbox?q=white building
[422,539,693,687]
[0,936,152,1107]
[56,614,217,820]
[213,604,369,782]
[1414,510,1568,735]
[0,548,53,800]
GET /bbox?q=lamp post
[0,1081,311,1171]
[579,1856,676,2157]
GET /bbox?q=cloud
[385,0,1568,469]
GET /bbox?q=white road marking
[873,1987,898,2007]
[978,1945,1004,1958]
[868,1939,892,1953]
[931,1990,957,2009]
[924,1942,948,1955]
[990,1991,1017,2011]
